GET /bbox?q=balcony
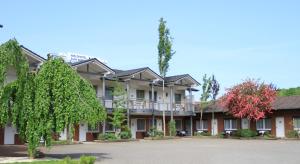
[98,97,195,116]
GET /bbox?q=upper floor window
[149,91,157,102]
[136,90,145,100]
[93,86,98,95]
[293,117,300,130]
[105,87,114,100]
[196,120,208,130]
[256,118,271,130]
[224,119,237,130]
[175,94,181,104]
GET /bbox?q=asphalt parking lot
[41,138,300,164]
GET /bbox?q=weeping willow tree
[0,39,30,139]
[0,39,106,158]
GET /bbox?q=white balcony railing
[97,97,195,112]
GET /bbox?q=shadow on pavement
[0,145,28,157]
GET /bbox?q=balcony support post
[151,82,155,129]
[102,75,106,134]
[170,86,174,121]
[126,80,130,128]
[190,116,193,136]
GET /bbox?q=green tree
[210,75,220,135]
[0,39,106,157]
[157,17,175,135]
[199,74,212,122]
[109,81,127,138]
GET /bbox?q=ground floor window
[293,117,300,130]
[224,119,237,130]
[137,119,146,131]
[105,122,115,132]
[256,118,271,130]
[196,120,208,131]
[88,123,100,132]
[149,119,157,128]
[175,119,182,130]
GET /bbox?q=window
[105,122,115,132]
[175,119,182,130]
[136,90,145,100]
[149,91,157,102]
[88,123,99,132]
[137,119,146,131]
[93,86,98,95]
[175,94,181,104]
[256,118,271,130]
[293,117,300,130]
[224,119,237,130]
[105,87,114,100]
[149,119,157,128]
[196,120,208,130]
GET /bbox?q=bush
[148,128,164,138]
[195,131,211,136]
[98,133,117,141]
[119,131,132,139]
[235,129,257,138]
[287,130,299,138]
[79,155,96,164]
[168,120,176,136]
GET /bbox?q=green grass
[13,156,96,164]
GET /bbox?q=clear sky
[1,0,300,98]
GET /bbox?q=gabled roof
[20,45,46,62]
[164,74,200,86]
[196,95,300,114]
[111,67,163,81]
[71,58,115,74]
[273,96,300,110]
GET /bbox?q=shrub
[235,129,257,138]
[79,155,96,164]
[287,130,299,138]
[148,128,164,138]
[263,131,275,139]
[119,131,132,139]
[195,131,211,136]
[168,120,176,136]
[98,133,117,141]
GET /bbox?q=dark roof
[273,96,300,110]
[164,74,200,85]
[71,58,115,74]
[20,45,46,61]
[110,67,163,80]
[196,95,300,113]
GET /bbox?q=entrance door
[276,117,285,138]
[185,119,191,136]
[156,119,162,131]
[211,119,218,135]
[4,124,15,144]
[131,119,137,139]
[241,118,249,129]
[79,123,87,142]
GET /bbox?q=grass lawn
[12,156,96,164]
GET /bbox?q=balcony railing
[97,97,195,113]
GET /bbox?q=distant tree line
[277,87,300,97]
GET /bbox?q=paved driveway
[42,138,300,164]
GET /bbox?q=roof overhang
[72,58,115,75]
[20,45,45,63]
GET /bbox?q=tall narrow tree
[199,74,212,123]
[157,17,175,136]
[210,75,220,135]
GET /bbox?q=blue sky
[1,0,300,98]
